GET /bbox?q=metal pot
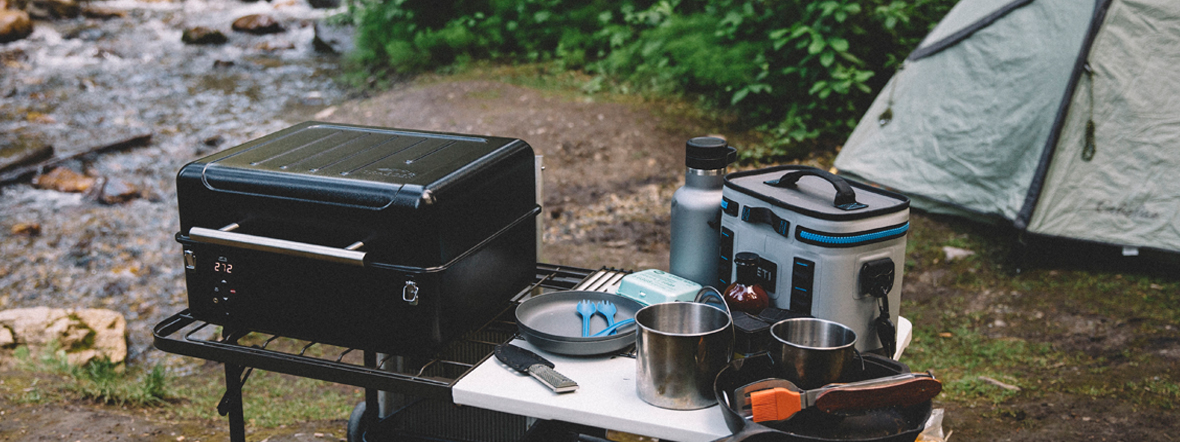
[769,318,857,390]
[635,288,733,410]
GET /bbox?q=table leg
[222,363,247,442]
[363,351,380,431]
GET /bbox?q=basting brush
[742,372,942,423]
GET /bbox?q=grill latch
[402,280,419,306]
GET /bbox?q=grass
[13,343,167,406]
[897,212,1180,412]
[6,339,358,427]
[169,369,358,427]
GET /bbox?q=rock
[181,26,228,45]
[313,106,337,119]
[0,307,128,366]
[0,9,33,43]
[203,134,226,146]
[11,222,41,236]
[33,166,97,193]
[81,6,126,19]
[232,14,284,35]
[942,246,975,262]
[26,0,79,19]
[96,177,140,204]
[212,59,234,68]
[313,21,354,54]
[307,0,340,8]
[0,326,13,347]
[0,137,53,173]
[26,111,55,123]
[254,39,294,51]
[64,24,106,41]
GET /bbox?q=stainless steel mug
[769,318,857,390]
[635,288,733,410]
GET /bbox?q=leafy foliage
[349,0,954,159]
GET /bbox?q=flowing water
[0,0,348,368]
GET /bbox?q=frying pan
[515,290,645,356]
[712,353,931,442]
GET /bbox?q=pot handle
[763,168,866,211]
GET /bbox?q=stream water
[0,0,349,368]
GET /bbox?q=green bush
[350,0,954,159]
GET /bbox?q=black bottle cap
[734,252,760,284]
[685,136,737,170]
[734,252,759,267]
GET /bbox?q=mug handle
[695,286,731,317]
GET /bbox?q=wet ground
[2,1,1178,441]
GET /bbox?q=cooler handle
[764,168,866,210]
[740,206,790,237]
[188,224,367,267]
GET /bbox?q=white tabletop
[452,317,912,442]
[453,338,732,442]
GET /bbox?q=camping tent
[833,0,1180,255]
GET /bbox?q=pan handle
[189,224,367,267]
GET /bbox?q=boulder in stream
[232,14,284,35]
[254,39,295,51]
[33,166,96,193]
[0,9,33,43]
[10,222,41,236]
[0,136,53,174]
[25,0,79,19]
[81,5,126,19]
[96,177,141,205]
[181,26,228,45]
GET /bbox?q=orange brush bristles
[750,387,804,423]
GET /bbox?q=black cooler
[175,121,538,356]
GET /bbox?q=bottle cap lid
[685,136,737,170]
[735,252,760,267]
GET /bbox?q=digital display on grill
[214,256,235,274]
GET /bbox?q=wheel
[347,401,367,442]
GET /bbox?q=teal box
[615,269,703,306]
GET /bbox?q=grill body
[176,122,538,355]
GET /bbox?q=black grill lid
[197,122,513,208]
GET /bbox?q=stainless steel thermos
[670,137,736,287]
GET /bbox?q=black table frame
[153,264,609,442]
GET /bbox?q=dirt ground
[312,77,703,271]
[2,78,1177,441]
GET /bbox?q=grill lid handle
[189,225,367,267]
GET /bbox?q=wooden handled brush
[741,373,942,423]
